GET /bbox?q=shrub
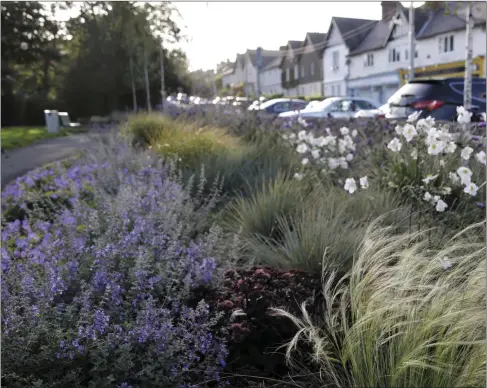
[275,220,486,388]
[213,266,322,386]
[1,134,239,388]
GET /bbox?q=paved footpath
[1,131,109,187]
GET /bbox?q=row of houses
[219,1,486,105]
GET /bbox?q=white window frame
[300,64,305,77]
[439,34,454,53]
[310,62,315,76]
[286,68,290,81]
[294,65,299,79]
[389,48,400,63]
[364,53,374,67]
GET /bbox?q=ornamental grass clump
[273,219,486,388]
[2,134,238,388]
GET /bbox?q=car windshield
[259,100,287,109]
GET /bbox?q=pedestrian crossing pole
[463,2,474,110]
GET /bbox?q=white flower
[306,134,315,144]
[325,127,331,135]
[464,182,479,196]
[340,127,350,136]
[288,133,296,140]
[433,195,440,203]
[294,173,304,181]
[441,187,452,195]
[359,176,369,189]
[456,166,473,185]
[395,125,404,135]
[315,136,326,147]
[427,139,445,155]
[475,151,486,165]
[411,149,418,160]
[460,146,474,160]
[449,172,460,185]
[422,174,438,184]
[402,124,418,142]
[435,199,448,212]
[324,135,337,147]
[311,149,320,159]
[416,118,431,133]
[346,153,354,162]
[424,192,432,202]
[338,139,347,154]
[298,117,308,127]
[444,142,457,154]
[457,106,472,124]
[407,110,422,123]
[296,143,308,154]
[439,159,445,167]
[282,134,289,140]
[439,256,452,270]
[387,138,402,152]
[344,178,357,194]
[351,129,358,138]
[339,157,349,169]
[328,158,340,170]
[301,158,309,165]
[298,130,307,141]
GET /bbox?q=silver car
[278,97,379,119]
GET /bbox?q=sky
[174,1,422,71]
[52,1,422,72]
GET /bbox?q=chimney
[381,1,399,21]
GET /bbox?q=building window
[439,35,454,53]
[301,65,305,77]
[294,65,299,79]
[364,53,374,67]
[310,62,315,76]
[415,50,418,58]
[332,51,339,69]
[286,68,290,81]
[389,48,400,63]
[405,49,408,61]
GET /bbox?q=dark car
[386,78,486,122]
[250,98,308,117]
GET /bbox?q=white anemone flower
[311,149,320,159]
[436,199,448,212]
[464,182,479,196]
[456,166,473,185]
[298,130,307,141]
[475,151,486,165]
[328,158,340,170]
[395,125,404,135]
[346,153,354,162]
[359,176,369,189]
[460,146,474,160]
[423,192,433,202]
[422,174,438,184]
[402,124,418,142]
[448,171,460,185]
[411,149,418,160]
[427,139,445,155]
[344,178,357,194]
[444,141,457,154]
[296,143,309,154]
[387,138,402,152]
[438,256,452,270]
[351,129,358,137]
[407,110,422,123]
[301,158,309,165]
[456,106,472,124]
[340,127,350,136]
[294,173,304,181]
[339,157,349,169]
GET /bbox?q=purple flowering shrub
[2,135,237,388]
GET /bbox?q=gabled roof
[246,49,281,68]
[262,55,282,71]
[296,32,328,61]
[307,32,327,46]
[288,40,302,50]
[330,17,378,51]
[349,2,485,56]
[416,2,486,39]
[278,40,305,68]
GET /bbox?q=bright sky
[175,2,422,72]
[52,1,423,72]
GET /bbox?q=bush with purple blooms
[1,135,238,388]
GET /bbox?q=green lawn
[1,126,89,151]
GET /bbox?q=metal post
[463,2,473,110]
[408,2,415,82]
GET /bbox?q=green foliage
[1,126,88,151]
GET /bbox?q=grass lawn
[1,126,89,151]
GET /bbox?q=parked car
[354,103,390,119]
[278,97,378,119]
[386,78,486,122]
[249,98,308,116]
[232,97,252,109]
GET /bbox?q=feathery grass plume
[271,218,486,387]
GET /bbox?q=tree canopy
[1,1,191,126]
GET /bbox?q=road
[1,132,108,187]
